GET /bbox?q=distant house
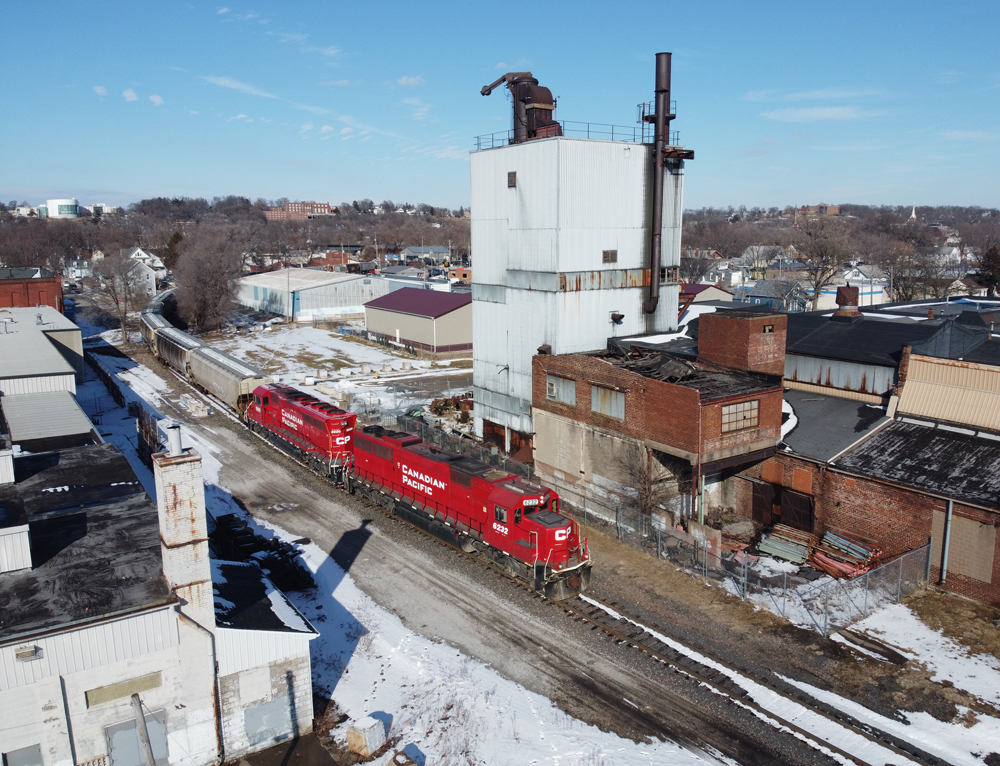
[448,266,471,284]
[681,283,732,303]
[128,260,158,298]
[121,246,165,271]
[739,280,808,313]
[364,288,472,357]
[950,278,988,297]
[381,264,426,278]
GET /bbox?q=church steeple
[909,205,917,221]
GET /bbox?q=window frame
[545,375,576,406]
[721,399,759,433]
[494,505,507,524]
[590,384,625,420]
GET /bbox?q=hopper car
[139,298,592,598]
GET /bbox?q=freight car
[246,383,356,482]
[351,425,591,599]
[189,346,271,415]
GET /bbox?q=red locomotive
[246,384,356,482]
[351,425,591,599]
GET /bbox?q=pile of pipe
[756,524,818,565]
[809,531,881,579]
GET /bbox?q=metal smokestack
[644,52,671,315]
[166,421,183,457]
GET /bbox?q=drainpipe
[939,499,953,584]
[643,52,671,315]
[177,610,225,764]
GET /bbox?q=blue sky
[2,1,998,210]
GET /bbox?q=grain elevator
[471,53,694,451]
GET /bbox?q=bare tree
[610,441,678,532]
[679,256,716,284]
[175,226,244,331]
[93,253,149,345]
[795,219,849,310]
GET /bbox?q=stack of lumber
[757,524,818,564]
[809,531,881,579]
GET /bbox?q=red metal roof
[364,287,472,319]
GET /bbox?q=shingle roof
[836,420,1000,508]
[364,287,471,319]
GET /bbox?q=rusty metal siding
[591,385,626,420]
[784,353,895,395]
[897,355,1000,430]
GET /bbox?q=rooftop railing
[474,121,681,151]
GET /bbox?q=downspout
[643,52,671,315]
[695,398,703,523]
[177,610,225,765]
[939,499,953,584]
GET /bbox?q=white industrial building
[0,306,85,396]
[37,198,81,219]
[235,269,391,321]
[471,58,691,449]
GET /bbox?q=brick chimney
[152,423,215,631]
[833,285,861,317]
[698,311,787,376]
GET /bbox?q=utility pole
[131,694,157,766]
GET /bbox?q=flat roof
[212,560,315,634]
[0,330,75,380]
[835,420,1000,508]
[239,268,365,292]
[364,287,471,319]
[1,391,94,443]
[0,305,78,332]
[782,390,889,462]
[0,443,172,642]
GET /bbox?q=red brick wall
[0,277,64,313]
[533,354,782,458]
[737,453,1000,606]
[698,312,787,376]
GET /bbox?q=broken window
[545,375,576,405]
[722,400,758,432]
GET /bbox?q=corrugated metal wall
[216,627,311,676]
[0,373,76,396]
[897,355,1000,430]
[784,353,896,396]
[0,527,31,573]
[0,607,178,690]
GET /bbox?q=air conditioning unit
[546,380,556,398]
[15,645,43,662]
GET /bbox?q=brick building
[532,310,786,520]
[263,201,333,221]
[0,267,64,313]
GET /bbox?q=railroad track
[166,368,945,766]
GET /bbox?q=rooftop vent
[15,645,43,662]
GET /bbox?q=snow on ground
[854,603,1000,709]
[249,517,730,766]
[780,398,797,441]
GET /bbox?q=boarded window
[722,400,759,432]
[3,745,43,766]
[372,442,393,463]
[751,482,774,526]
[507,171,517,188]
[591,385,625,420]
[244,695,292,747]
[602,249,618,264]
[545,375,576,405]
[105,711,169,766]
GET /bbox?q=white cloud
[190,110,199,115]
[319,125,333,133]
[761,106,873,122]
[320,79,350,87]
[228,113,249,121]
[746,88,883,102]
[340,126,353,134]
[149,94,164,106]
[397,75,424,87]
[200,75,277,99]
[93,85,107,96]
[300,122,314,132]
[940,130,995,141]
[122,89,138,102]
[295,103,333,115]
[217,6,229,13]
[279,32,308,44]
[403,97,430,120]
[319,46,340,56]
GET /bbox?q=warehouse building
[0,268,64,314]
[235,268,390,321]
[364,287,472,358]
[0,391,101,452]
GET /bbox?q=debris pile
[757,524,816,564]
[212,513,315,591]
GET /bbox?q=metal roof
[193,346,268,379]
[782,390,889,462]
[1,391,94,442]
[784,314,940,367]
[238,268,365,292]
[0,330,75,379]
[211,560,316,634]
[364,287,471,319]
[0,305,78,332]
[836,420,1000,508]
[896,354,1000,431]
[157,326,205,350]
